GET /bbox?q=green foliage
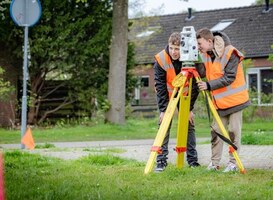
[126,42,138,101]
[35,0,113,112]
[242,58,253,75]
[242,130,273,145]
[99,98,111,112]
[261,92,273,104]
[244,89,273,122]
[4,151,273,199]
[242,89,259,122]
[0,0,136,124]
[243,104,258,123]
[76,0,88,3]
[0,67,15,101]
[255,0,273,5]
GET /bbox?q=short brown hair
[196,28,214,40]
[168,32,180,46]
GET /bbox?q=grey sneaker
[154,161,167,173]
[207,162,220,171]
[223,163,237,173]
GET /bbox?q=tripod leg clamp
[150,146,162,154]
[175,146,187,154]
[229,146,235,153]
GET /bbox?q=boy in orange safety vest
[153,32,200,172]
[196,28,250,172]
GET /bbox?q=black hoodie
[153,45,199,113]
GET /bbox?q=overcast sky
[129,0,257,17]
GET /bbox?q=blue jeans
[156,121,198,165]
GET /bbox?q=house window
[249,74,258,91]
[261,69,273,95]
[141,76,149,87]
[210,19,235,31]
[246,67,273,105]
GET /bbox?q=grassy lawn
[3,151,273,200]
[2,118,273,199]
[0,117,272,145]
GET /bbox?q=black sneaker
[154,161,167,173]
[189,162,200,168]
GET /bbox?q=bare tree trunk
[106,0,128,124]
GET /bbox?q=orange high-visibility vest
[155,50,188,98]
[200,45,249,109]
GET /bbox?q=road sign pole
[21,26,29,149]
[10,0,42,148]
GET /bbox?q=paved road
[1,138,273,170]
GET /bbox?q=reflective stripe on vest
[214,84,248,100]
[155,50,188,98]
[201,45,249,109]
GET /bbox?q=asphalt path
[1,138,273,170]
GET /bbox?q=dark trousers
[156,121,198,165]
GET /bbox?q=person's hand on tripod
[158,112,165,125]
[197,81,209,91]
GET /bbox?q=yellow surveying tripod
[144,67,246,175]
[144,26,246,175]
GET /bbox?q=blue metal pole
[21,26,29,149]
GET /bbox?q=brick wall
[132,64,157,105]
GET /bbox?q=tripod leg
[176,78,192,168]
[144,76,187,174]
[195,76,246,174]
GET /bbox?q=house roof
[130,4,273,64]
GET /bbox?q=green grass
[0,117,272,145]
[83,147,126,153]
[3,151,273,200]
